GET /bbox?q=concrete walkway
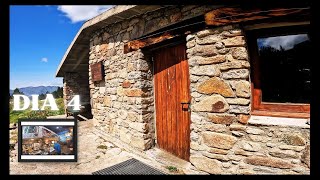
[10,120,204,175]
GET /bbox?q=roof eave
[55,5,138,77]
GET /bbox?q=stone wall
[87,5,310,174]
[186,25,310,174]
[88,5,220,151]
[89,48,155,150]
[63,72,91,112]
[189,122,310,174]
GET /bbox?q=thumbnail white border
[21,122,75,126]
[21,155,75,160]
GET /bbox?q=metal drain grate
[92,158,166,175]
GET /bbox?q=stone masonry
[67,5,311,174]
[186,25,310,174]
[87,5,220,151]
[63,72,91,110]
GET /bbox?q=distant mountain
[10,86,60,96]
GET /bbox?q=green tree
[52,87,63,98]
[13,88,23,95]
[39,93,46,100]
[52,90,58,98]
[57,87,63,98]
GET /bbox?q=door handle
[181,102,191,112]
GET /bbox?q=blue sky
[10,5,113,89]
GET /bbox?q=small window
[247,25,310,118]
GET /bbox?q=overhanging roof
[56,5,170,77]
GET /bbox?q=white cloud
[57,5,113,23]
[41,57,48,63]
[259,34,309,50]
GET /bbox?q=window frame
[246,24,310,118]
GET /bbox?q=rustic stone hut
[56,4,311,174]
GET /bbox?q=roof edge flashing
[56,5,137,77]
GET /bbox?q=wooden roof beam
[72,49,89,71]
[205,7,309,26]
[124,32,179,53]
[123,15,206,53]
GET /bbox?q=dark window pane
[257,34,311,104]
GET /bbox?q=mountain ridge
[10,86,61,96]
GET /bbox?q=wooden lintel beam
[65,64,88,67]
[114,15,125,20]
[205,7,309,26]
[129,8,142,14]
[72,49,89,71]
[124,32,178,53]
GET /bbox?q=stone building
[56,4,311,174]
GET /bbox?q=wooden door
[153,42,190,161]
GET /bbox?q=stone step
[145,148,192,170]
